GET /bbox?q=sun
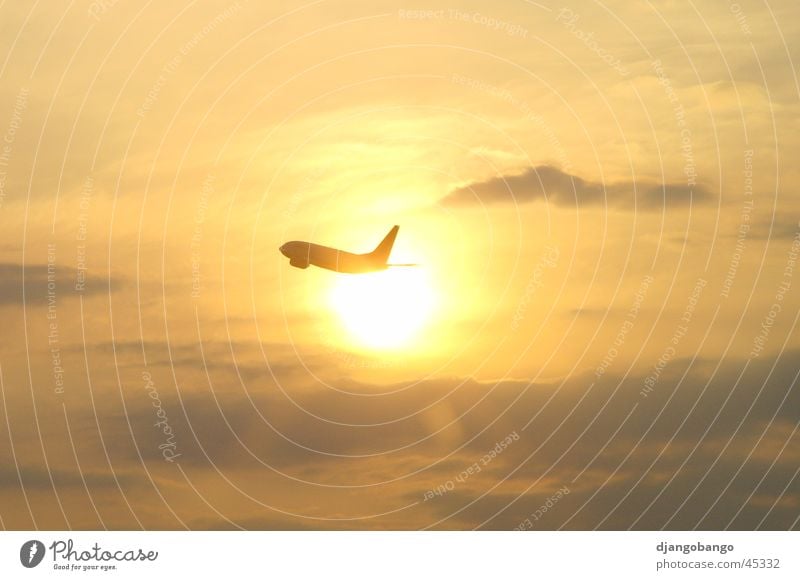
[329,267,436,349]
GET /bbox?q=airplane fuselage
[279,241,388,273]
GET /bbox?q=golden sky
[0,0,798,530]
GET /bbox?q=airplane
[279,225,415,273]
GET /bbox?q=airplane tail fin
[369,225,399,264]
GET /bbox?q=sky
[0,0,798,530]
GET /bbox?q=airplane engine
[289,258,309,269]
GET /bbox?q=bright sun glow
[329,268,436,349]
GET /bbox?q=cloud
[2,341,797,530]
[744,216,800,240]
[442,165,712,210]
[0,261,121,306]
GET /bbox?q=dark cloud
[744,217,800,240]
[442,165,712,210]
[0,261,120,306]
[1,343,797,530]
[0,463,149,491]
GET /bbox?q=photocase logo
[20,540,46,568]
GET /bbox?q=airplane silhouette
[280,225,415,273]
